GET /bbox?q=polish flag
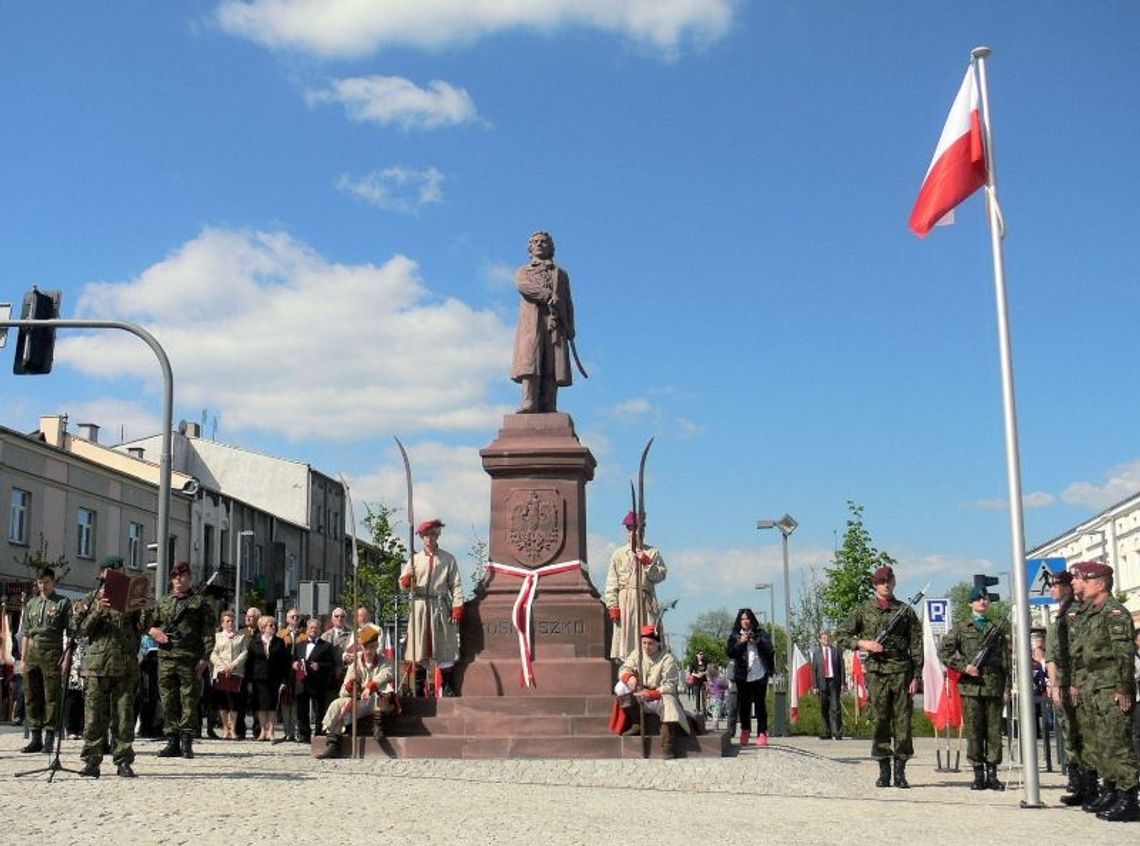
[789,644,814,723]
[383,628,394,662]
[909,65,988,236]
[851,652,869,706]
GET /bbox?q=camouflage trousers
[962,694,1003,765]
[23,646,63,730]
[868,671,914,761]
[1081,688,1138,790]
[1055,696,1083,770]
[82,672,139,765]
[158,657,202,734]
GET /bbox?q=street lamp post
[754,582,776,638]
[757,513,798,730]
[238,530,254,611]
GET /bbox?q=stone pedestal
[458,413,611,696]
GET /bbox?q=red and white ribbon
[485,560,582,688]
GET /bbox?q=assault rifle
[873,582,930,652]
[160,569,220,647]
[968,619,1007,671]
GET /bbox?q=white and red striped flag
[851,651,869,706]
[789,644,814,723]
[909,65,988,236]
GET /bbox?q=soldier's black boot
[43,729,55,752]
[116,762,137,778]
[893,759,910,789]
[970,764,986,790]
[984,763,1005,791]
[372,715,386,742]
[156,734,182,757]
[441,669,457,697]
[20,729,43,753]
[1078,769,1101,807]
[181,733,195,759]
[1084,780,1117,813]
[660,722,680,759]
[1097,786,1140,822]
[315,735,341,759]
[875,759,892,788]
[414,666,427,698]
[79,758,101,778]
[1059,766,1085,806]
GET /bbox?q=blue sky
[3,2,1139,647]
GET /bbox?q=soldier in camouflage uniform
[19,567,72,754]
[1069,561,1138,822]
[144,562,214,759]
[77,556,144,778]
[836,565,923,788]
[1045,569,1085,805]
[939,586,1010,791]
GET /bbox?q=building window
[127,522,143,570]
[9,488,30,544]
[78,508,96,559]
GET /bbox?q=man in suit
[811,630,845,740]
[294,618,335,742]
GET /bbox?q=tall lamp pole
[757,513,798,729]
[754,582,776,636]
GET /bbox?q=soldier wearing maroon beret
[1069,561,1138,821]
[399,518,464,696]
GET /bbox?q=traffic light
[12,286,61,375]
[973,573,1000,602]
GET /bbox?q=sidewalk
[0,726,1108,844]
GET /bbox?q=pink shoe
[740,730,751,745]
[756,733,768,747]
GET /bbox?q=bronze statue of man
[511,230,575,413]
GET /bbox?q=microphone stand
[15,634,84,782]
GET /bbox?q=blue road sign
[1026,557,1066,606]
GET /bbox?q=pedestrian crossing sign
[1025,558,1065,605]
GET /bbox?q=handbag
[214,673,242,694]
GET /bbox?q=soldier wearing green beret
[835,565,923,788]
[939,586,1010,790]
[77,556,144,778]
[18,567,72,754]
[1069,561,1138,822]
[143,562,214,759]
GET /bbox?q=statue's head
[528,230,555,260]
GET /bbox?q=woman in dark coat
[245,616,290,741]
[726,607,775,747]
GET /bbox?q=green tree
[686,607,734,667]
[338,503,407,625]
[16,533,70,583]
[948,580,1011,628]
[466,531,488,591]
[823,501,896,624]
[790,565,831,655]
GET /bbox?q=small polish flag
[789,644,814,723]
[909,65,988,236]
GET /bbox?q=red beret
[639,624,660,641]
[417,518,445,536]
[871,566,894,585]
[1048,570,1073,586]
[622,511,640,529]
[1071,561,1112,580]
[171,561,191,577]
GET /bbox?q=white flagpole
[971,45,1041,808]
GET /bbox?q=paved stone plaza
[1,725,1114,844]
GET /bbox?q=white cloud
[337,166,444,214]
[64,399,161,445]
[676,417,707,438]
[607,397,651,421]
[61,227,515,441]
[967,491,1056,511]
[216,0,736,59]
[306,75,478,130]
[1061,459,1140,510]
[345,441,491,544]
[480,261,515,292]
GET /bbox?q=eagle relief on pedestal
[506,488,564,567]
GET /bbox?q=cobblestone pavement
[0,726,1110,844]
